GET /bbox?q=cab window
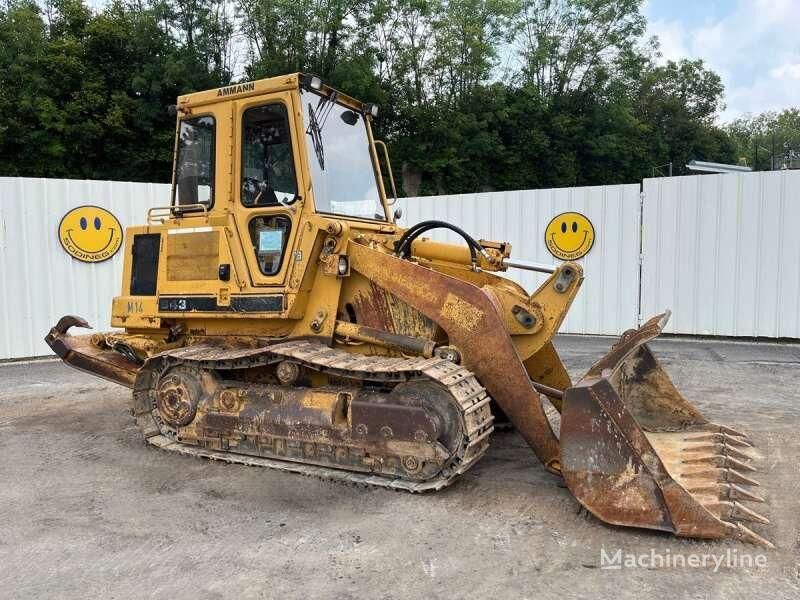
[301,90,385,221]
[174,116,215,206]
[248,215,292,275]
[241,103,298,207]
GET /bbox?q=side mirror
[393,207,403,221]
[340,110,359,126]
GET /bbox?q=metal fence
[640,171,800,338]
[1,171,798,360]
[402,170,800,339]
[0,178,169,359]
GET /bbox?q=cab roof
[176,73,366,114]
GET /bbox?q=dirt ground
[0,335,798,599]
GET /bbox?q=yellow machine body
[46,73,771,546]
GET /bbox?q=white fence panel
[641,171,800,338]
[399,184,642,335]
[3,171,795,360]
[0,178,170,359]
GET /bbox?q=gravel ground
[0,335,798,599]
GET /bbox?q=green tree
[514,0,647,99]
[238,0,374,79]
[0,0,234,180]
[725,108,800,170]
[634,59,736,175]
[0,0,753,192]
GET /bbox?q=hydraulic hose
[395,220,485,264]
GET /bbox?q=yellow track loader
[46,73,770,546]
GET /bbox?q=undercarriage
[133,340,493,491]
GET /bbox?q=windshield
[301,90,386,221]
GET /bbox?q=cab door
[232,91,307,288]
[155,103,241,307]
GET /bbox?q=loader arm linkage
[349,241,569,473]
[349,242,771,547]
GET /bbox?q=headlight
[364,103,379,118]
[337,256,349,276]
[301,73,323,91]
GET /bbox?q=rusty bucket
[560,312,771,547]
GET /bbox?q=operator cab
[171,73,394,223]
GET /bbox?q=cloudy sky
[644,0,800,122]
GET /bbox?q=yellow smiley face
[58,205,123,263]
[545,212,595,260]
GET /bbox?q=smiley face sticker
[545,212,595,260]
[58,205,123,263]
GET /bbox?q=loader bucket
[560,312,772,547]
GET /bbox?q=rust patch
[352,281,395,331]
[441,293,484,331]
[44,316,141,388]
[348,242,562,471]
[131,340,493,486]
[352,281,438,340]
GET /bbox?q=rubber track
[131,340,495,492]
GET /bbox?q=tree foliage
[0,0,765,192]
[725,108,800,170]
[0,0,232,180]
[516,0,646,99]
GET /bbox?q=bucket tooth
[683,431,753,448]
[713,424,750,441]
[685,432,754,449]
[723,456,758,473]
[730,523,775,549]
[681,444,753,462]
[724,483,766,503]
[685,484,720,495]
[712,501,770,525]
[720,433,754,449]
[683,432,753,448]
[733,502,770,525]
[682,455,757,472]
[679,466,761,488]
[685,483,765,503]
[720,468,761,487]
[680,469,722,483]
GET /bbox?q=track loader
[46,73,770,546]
